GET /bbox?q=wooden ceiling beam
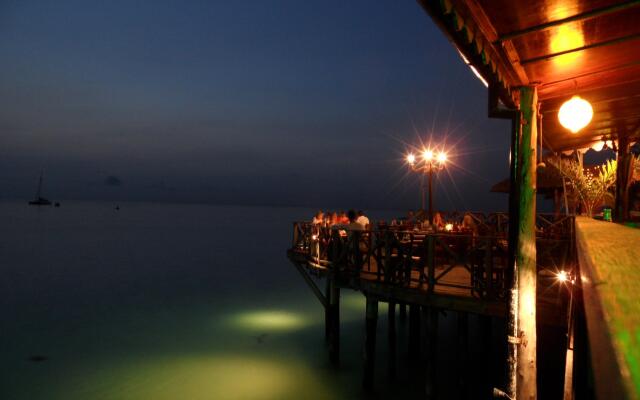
[496,0,640,42]
[520,32,640,65]
[540,81,640,110]
[538,61,640,91]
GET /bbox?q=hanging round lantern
[558,95,593,133]
[591,141,605,152]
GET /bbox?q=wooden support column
[363,296,378,391]
[399,303,407,321]
[516,86,538,400]
[615,133,631,222]
[457,311,469,400]
[328,277,340,366]
[425,307,439,399]
[388,301,397,379]
[408,304,421,362]
[507,108,522,400]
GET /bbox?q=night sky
[0,0,513,211]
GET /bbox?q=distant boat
[28,172,52,206]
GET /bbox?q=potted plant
[547,157,617,218]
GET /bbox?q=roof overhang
[417,0,640,151]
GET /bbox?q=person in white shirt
[312,210,324,225]
[355,210,370,229]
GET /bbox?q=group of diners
[310,209,478,235]
[312,209,370,230]
[389,211,479,235]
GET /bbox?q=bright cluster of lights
[406,148,448,166]
[556,270,576,285]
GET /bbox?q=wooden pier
[287,212,575,397]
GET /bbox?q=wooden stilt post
[328,277,340,366]
[399,303,407,321]
[615,133,631,222]
[516,85,538,399]
[425,307,439,399]
[363,296,378,391]
[481,315,493,398]
[388,301,397,379]
[458,311,469,400]
[324,278,330,343]
[408,304,421,362]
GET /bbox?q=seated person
[432,212,444,230]
[462,213,478,235]
[312,210,324,225]
[356,210,370,229]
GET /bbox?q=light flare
[558,96,593,133]
[557,270,568,283]
[422,149,433,161]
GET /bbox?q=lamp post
[406,148,448,224]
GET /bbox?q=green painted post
[517,86,538,400]
[507,111,521,399]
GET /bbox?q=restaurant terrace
[287,1,640,399]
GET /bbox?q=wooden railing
[290,213,575,300]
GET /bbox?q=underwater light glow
[230,310,311,331]
[53,355,332,400]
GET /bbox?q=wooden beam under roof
[496,0,640,42]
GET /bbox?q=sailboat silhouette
[28,172,52,206]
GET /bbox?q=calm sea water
[1,201,505,399]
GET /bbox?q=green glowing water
[2,202,436,399]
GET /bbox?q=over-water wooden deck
[288,213,574,321]
[286,213,576,396]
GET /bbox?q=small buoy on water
[54,202,60,207]
[115,205,120,211]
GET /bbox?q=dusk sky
[0,0,514,211]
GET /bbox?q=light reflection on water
[49,354,336,400]
[228,309,314,331]
[0,202,411,400]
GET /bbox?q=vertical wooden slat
[427,235,436,293]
